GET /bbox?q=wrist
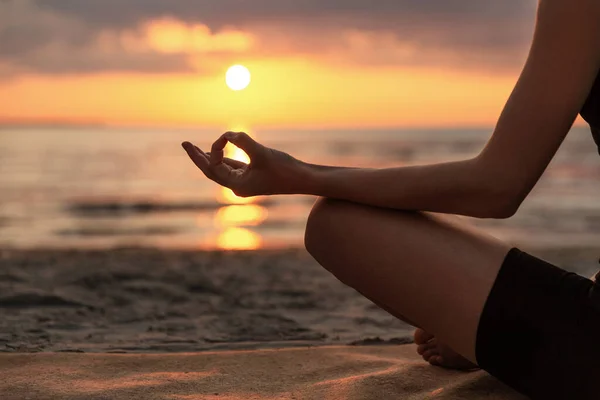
[289,160,322,196]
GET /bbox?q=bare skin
[413,269,599,371]
[414,328,479,370]
[182,0,600,379]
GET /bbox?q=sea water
[1,125,600,250]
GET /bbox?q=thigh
[305,198,512,364]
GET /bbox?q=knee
[304,197,344,257]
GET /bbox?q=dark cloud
[0,0,538,76]
[33,0,530,27]
[3,50,194,76]
[0,0,201,76]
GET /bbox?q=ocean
[2,125,600,251]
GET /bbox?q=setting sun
[226,65,251,91]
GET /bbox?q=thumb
[225,131,263,157]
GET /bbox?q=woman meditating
[182,1,600,398]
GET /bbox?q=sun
[226,65,251,91]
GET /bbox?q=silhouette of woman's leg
[304,198,511,364]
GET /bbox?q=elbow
[488,196,522,219]
[482,184,526,219]
[460,188,522,219]
[473,177,524,219]
[470,156,527,219]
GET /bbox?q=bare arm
[184,0,600,219]
[297,0,600,218]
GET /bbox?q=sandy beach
[0,247,418,354]
[0,345,528,400]
[2,246,599,354]
[0,246,598,399]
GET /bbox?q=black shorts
[475,248,600,400]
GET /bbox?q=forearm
[295,158,515,219]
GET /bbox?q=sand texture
[0,344,527,400]
[0,248,417,353]
[1,247,598,399]
[2,247,599,354]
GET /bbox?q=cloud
[0,0,538,76]
[33,0,532,28]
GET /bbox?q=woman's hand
[182,131,308,197]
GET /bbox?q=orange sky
[1,6,586,129]
[0,61,523,129]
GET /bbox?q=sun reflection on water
[211,129,265,250]
[217,187,254,205]
[216,227,262,250]
[215,205,268,227]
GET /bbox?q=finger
[194,145,210,159]
[210,134,229,166]
[195,146,213,163]
[224,131,263,158]
[211,162,238,187]
[205,151,247,169]
[222,157,248,169]
[183,143,240,190]
[192,146,239,187]
[182,142,212,177]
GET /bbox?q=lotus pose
[183,1,600,398]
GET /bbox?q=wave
[66,199,277,217]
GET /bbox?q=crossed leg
[304,198,512,366]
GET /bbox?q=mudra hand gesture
[182,132,306,198]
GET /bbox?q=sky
[0,0,552,129]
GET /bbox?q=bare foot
[414,328,480,370]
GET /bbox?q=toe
[430,356,444,366]
[417,339,436,355]
[422,348,439,361]
[414,328,434,345]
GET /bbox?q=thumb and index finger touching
[182,131,259,160]
[181,131,261,179]
[185,131,260,162]
[222,131,262,159]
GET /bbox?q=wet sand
[0,247,416,353]
[1,246,598,354]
